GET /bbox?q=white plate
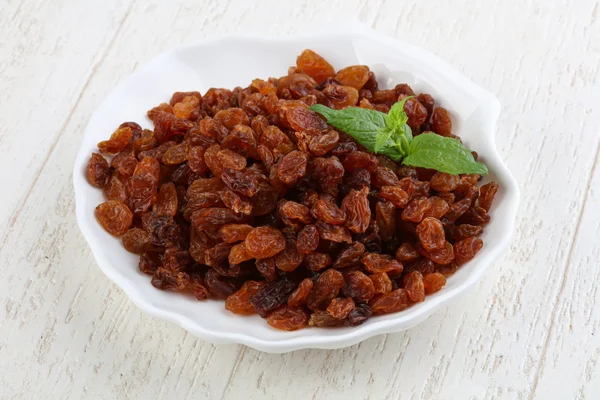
[73,27,520,353]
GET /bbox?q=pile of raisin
[87,49,498,331]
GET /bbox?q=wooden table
[2,0,599,398]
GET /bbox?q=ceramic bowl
[73,27,519,353]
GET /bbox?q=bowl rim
[73,27,520,353]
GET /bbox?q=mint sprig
[309,101,487,175]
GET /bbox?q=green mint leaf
[387,96,412,129]
[403,124,413,142]
[403,133,488,175]
[374,127,392,153]
[309,105,387,153]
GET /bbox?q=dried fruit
[327,297,355,319]
[341,187,371,233]
[306,268,344,310]
[423,272,446,294]
[343,270,375,303]
[296,49,335,84]
[267,306,309,331]
[95,200,133,236]
[250,278,297,317]
[431,107,452,136]
[403,271,425,302]
[370,289,410,315]
[122,228,150,254]
[225,281,265,315]
[478,182,499,211]
[244,226,286,259]
[416,217,446,251]
[454,237,483,265]
[297,224,320,254]
[361,253,403,274]
[277,150,308,185]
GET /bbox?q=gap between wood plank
[528,138,600,399]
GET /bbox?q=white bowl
[73,28,520,353]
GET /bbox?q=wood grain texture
[0,0,598,398]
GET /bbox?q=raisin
[205,269,238,300]
[250,278,296,317]
[478,182,499,211]
[370,289,410,315]
[343,270,375,303]
[111,152,138,179]
[285,107,328,132]
[249,182,279,216]
[454,237,483,265]
[303,253,332,271]
[309,130,339,156]
[344,168,371,191]
[219,223,254,243]
[267,306,309,331]
[342,151,378,173]
[423,196,450,219]
[274,233,304,272]
[277,150,308,185]
[221,125,258,158]
[334,242,365,269]
[228,242,252,265]
[306,269,344,310]
[416,217,446,251]
[458,206,491,226]
[376,200,396,241]
[280,200,313,226]
[327,297,355,319]
[98,127,133,154]
[430,172,459,192]
[403,271,425,302]
[151,268,188,291]
[297,224,320,254]
[310,198,346,225]
[341,187,371,233]
[87,153,110,187]
[191,207,244,231]
[423,272,446,294]
[95,200,133,236]
[138,252,160,275]
[335,65,370,90]
[322,84,359,109]
[372,167,400,188]
[431,107,452,136]
[395,242,420,262]
[220,188,253,215]
[256,257,277,282]
[154,182,178,216]
[417,93,435,115]
[296,49,335,84]
[370,272,392,296]
[311,156,345,188]
[287,278,314,307]
[361,253,403,274]
[419,241,455,264]
[217,149,247,170]
[401,197,432,223]
[122,228,150,254]
[309,310,343,327]
[405,258,435,275]
[244,226,286,259]
[345,304,372,326]
[316,221,352,243]
[453,224,483,241]
[225,281,265,315]
[404,97,428,130]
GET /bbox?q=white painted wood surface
[1,0,598,398]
